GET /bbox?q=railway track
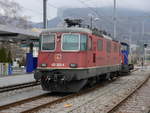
[131,68,139,72]
[0,69,141,113]
[0,93,62,113]
[0,80,110,113]
[107,73,150,113]
[0,81,40,93]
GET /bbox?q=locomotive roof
[42,27,92,34]
[41,27,113,40]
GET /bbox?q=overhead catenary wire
[22,7,43,16]
[80,0,118,32]
[47,2,57,9]
[77,0,131,39]
[32,0,58,20]
[77,0,114,25]
[77,0,123,31]
[37,0,117,30]
[79,0,142,29]
[22,0,59,23]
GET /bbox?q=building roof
[0,24,40,41]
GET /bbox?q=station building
[0,24,40,76]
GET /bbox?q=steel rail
[19,69,140,113]
[0,81,40,93]
[0,69,139,113]
[0,93,48,111]
[0,83,107,113]
[107,74,150,113]
[21,80,116,113]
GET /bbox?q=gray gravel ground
[111,73,150,113]
[37,70,150,113]
[0,74,34,87]
[0,85,46,106]
[1,95,61,113]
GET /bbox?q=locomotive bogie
[35,65,121,81]
[35,64,121,92]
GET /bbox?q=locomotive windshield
[62,34,80,51]
[62,33,88,51]
[41,34,55,51]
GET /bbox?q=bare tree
[0,0,32,29]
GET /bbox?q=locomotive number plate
[51,63,65,67]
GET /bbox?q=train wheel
[106,73,112,80]
[41,76,50,90]
[87,77,97,87]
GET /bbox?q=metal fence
[0,63,10,76]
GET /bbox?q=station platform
[0,74,35,88]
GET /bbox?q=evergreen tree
[0,47,7,63]
[7,50,12,64]
[0,48,2,62]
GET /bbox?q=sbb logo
[54,54,62,60]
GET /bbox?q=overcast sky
[13,0,150,22]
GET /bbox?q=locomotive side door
[106,40,111,65]
[87,36,96,67]
[92,39,97,66]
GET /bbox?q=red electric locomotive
[34,25,123,92]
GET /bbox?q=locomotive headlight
[41,63,47,67]
[69,63,78,68]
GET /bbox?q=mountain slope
[33,7,150,44]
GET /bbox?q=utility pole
[142,20,146,66]
[142,20,145,41]
[90,16,93,29]
[113,0,117,39]
[43,0,47,28]
[129,28,132,64]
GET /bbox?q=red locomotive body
[34,27,122,92]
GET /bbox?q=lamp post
[88,13,101,29]
[88,13,94,29]
[144,43,148,68]
[142,20,145,67]
[43,0,47,28]
[113,0,117,39]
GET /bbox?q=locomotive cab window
[62,33,80,51]
[80,34,88,51]
[41,34,55,51]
